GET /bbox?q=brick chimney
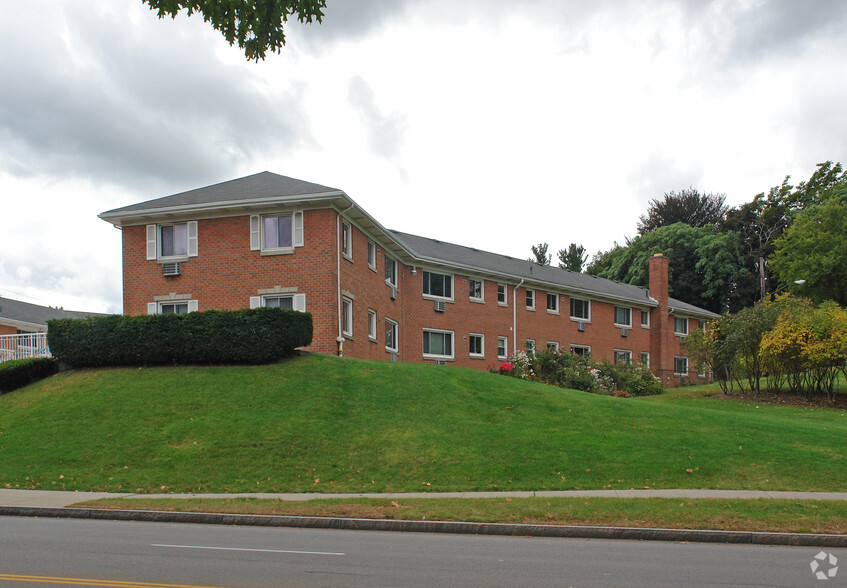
[649,254,672,386]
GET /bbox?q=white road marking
[152,544,345,556]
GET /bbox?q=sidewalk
[4,488,847,508]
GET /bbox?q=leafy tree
[557,243,587,272]
[770,198,847,306]
[142,0,326,60]
[637,188,728,235]
[529,242,551,265]
[591,223,745,313]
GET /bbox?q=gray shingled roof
[0,297,107,328]
[391,231,718,318]
[100,172,341,217]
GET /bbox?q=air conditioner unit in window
[621,328,629,337]
[577,322,586,332]
[390,287,398,300]
[162,262,181,276]
[434,300,446,312]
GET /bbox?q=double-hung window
[385,257,397,287]
[674,356,689,375]
[675,317,689,336]
[368,310,377,341]
[469,333,484,358]
[422,271,453,300]
[367,241,376,270]
[614,306,632,328]
[570,344,590,357]
[146,222,198,260]
[525,339,536,354]
[641,311,650,328]
[250,212,303,252]
[570,298,590,321]
[497,336,508,359]
[423,329,454,360]
[546,293,559,314]
[526,289,535,310]
[614,349,632,364]
[342,297,353,337]
[341,222,352,259]
[469,279,484,302]
[497,284,507,306]
[547,341,559,351]
[385,319,398,352]
[640,352,650,367]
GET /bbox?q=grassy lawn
[1,354,845,494]
[76,496,847,535]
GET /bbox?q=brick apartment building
[100,172,717,386]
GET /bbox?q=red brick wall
[0,325,16,336]
[120,209,697,382]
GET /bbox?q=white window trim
[525,339,536,354]
[674,355,689,376]
[342,297,353,338]
[367,241,377,271]
[546,341,559,350]
[469,278,485,303]
[570,298,591,322]
[570,344,591,356]
[546,292,559,315]
[422,328,455,360]
[675,316,689,336]
[368,309,377,341]
[614,349,632,364]
[249,293,306,312]
[250,212,303,254]
[469,333,485,358]
[640,352,650,367]
[385,318,398,353]
[341,221,353,261]
[385,257,398,287]
[422,270,455,302]
[614,306,632,328]
[497,284,508,306]
[148,300,198,314]
[497,336,508,359]
[526,289,535,311]
[640,310,650,328]
[147,222,198,261]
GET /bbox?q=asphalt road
[0,516,842,587]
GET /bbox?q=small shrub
[0,357,59,394]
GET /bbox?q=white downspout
[513,279,525,355]
[337,204,355,356]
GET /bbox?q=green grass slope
[1,354,845,493]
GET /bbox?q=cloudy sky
[2,0,845,314]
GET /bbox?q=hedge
[0,357,59,394]
[47,308,313,368]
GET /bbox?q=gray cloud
[347,75,406,159]
[0,3,314,191]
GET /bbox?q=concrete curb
[2,505,846,548]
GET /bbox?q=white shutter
[146,225,157,260]
[187,300,198,313]
[147,302,157,315]
[293,293,306,312]
[187,221,198,257]
[293,211,304,247]
[249,296,261,309]
[250,215,260,250]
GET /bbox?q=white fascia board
[0,318,48,332]
[99,191,346,226]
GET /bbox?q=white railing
[0,333,51,363]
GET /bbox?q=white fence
[0,332,51,363]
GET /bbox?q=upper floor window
[526,289,535,310]
[367,241,376,270]
[698,320,706,331]
[675,317,689,336]
[146,222,197,260]
[497,284,507,305]
[469,279,484,302]
[570,298,590,321]
[250,212,303,253]
[641,310,650,328]
[614,306,632,328]
[385,256,397,287]
[423,271,453,300]
[546,293,559,313]
[341,222,352,258]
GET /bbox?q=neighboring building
[0,296,104,362]
[100,172,718,386]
